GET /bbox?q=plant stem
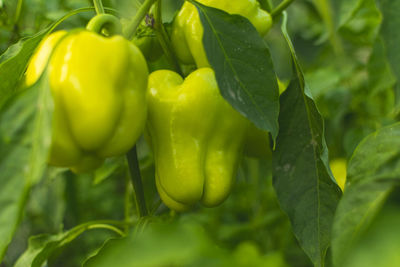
[93,0,105,14]
[314,0,343,55]
[154,0,183,75]
[126,146,148,217]
[14,0,23,24]
[124,173,132,233]
[271,0,296,19]
[126,0,158,40]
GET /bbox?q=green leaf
[192,0,280,141]
[272,13,341,267]
[367,37,396,95]
[333,0,364,28]
[377,0,400,107]
[378,1,397,56]
[0,30,47,109]
[0,7,93,109]
[84,221,215,267]
[0,71,53,260]
[14,221,123,267]
[93,156,125,185]
[341,205,400,267]
[331,123,400,266]
[81,237,119,266]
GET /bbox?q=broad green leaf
[14,221,123,267]
[331,123,400,267]
[191,0,280,141]
[0,7,92,109]
[272,13,341,267]
[341,206,400,267]
[0,71,53,260]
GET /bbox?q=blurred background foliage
[0,0,398,266]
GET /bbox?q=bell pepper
[25,30,148,172]
[171,0,273,67]
[146,68,249,211]
[330,158,347,191]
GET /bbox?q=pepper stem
[86,14,122,36]
[154,0,183,75]
[125,0,158,40]
[93,0,105,14]
[271,0,296,19]
[126,146,148,218]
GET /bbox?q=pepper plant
[0,0,399,266]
